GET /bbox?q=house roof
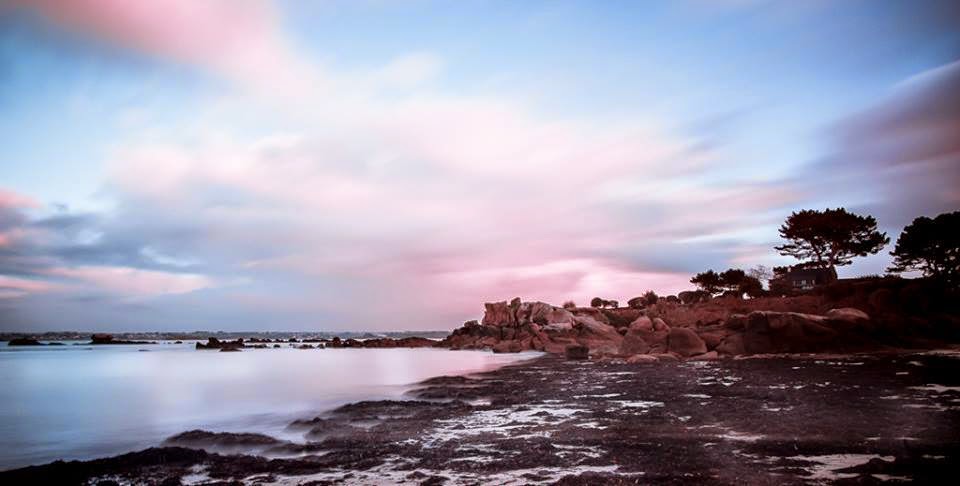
[785,267,836,279]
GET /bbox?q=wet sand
[3,351,958,485]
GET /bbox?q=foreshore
[3,349,958,485]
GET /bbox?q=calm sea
[0,341,538,470]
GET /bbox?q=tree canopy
[775,208,888,268]
[888,210,960,287]
[691,268,763,297]
[690,270,722,295]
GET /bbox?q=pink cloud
[93,106,794,325]
[9,0,322,94]
[0,188,39,209]
[0,275,58,299]
[46,266,214,297]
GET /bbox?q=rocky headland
[440,277,960,362]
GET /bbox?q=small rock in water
[625,354,658,364]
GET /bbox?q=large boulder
[540,322,574,335]
[625,354,658,364]
[525,301,574,325]
[573,315,623,355]
[482,299,520,326]
[716,333,746,356]
[570,307,611,325]
[620,315,670,354]
[492,341,523,353]
[565,344,590,360]
[629,315,654,332]
[620,332,651,355]
[740,311,840,354]
[668,327,708,357]
[826,307,870,323]
[697,329,727,350]
[724,314,748,331]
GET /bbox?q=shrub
[642,290,659,306]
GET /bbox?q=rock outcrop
[442,298,651,356]
[439,296,951,361]
[7,338,43,346]
[196,338,245,350]
[90,334,155,345]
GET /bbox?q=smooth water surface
[0,342,538,470]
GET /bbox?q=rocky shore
[440,277,960,361]
[3,350,957,484]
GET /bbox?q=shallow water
[0,341,538,470]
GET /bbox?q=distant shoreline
[0,329,451,342]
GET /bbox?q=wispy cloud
[5,0,325,95]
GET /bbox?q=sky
[0,0,958,332]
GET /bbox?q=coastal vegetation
[775,208,889,269]
[888,210,960,288]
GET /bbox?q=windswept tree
[775,208,888,269]
[717,268,763,297]
[738,276,764,298]
[718,269,747,292]
[888,211,960,287]
[691,270,722,295]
